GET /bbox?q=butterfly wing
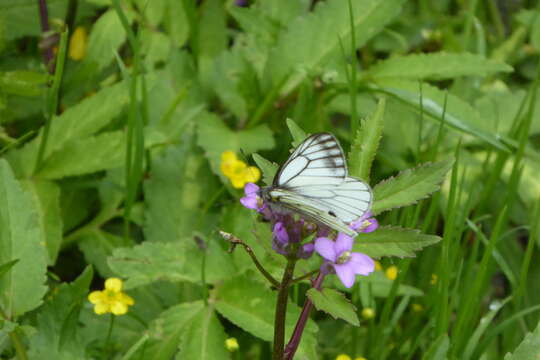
[274,133,346,187]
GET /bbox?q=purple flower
[240,183,264,212]
[272,222,289,255]
[314,233,374,288]
[350,212,379,233]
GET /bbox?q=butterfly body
[260,133,372,237]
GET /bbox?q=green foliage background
[1,0,540,359]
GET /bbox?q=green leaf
[349,97,385,182]
[504,321,540,360]
[353,226,441,258]
[286,118,308,147]
[144,301,205,360]
[264,0,405,94]
[78,230,129,277]
[423,334,450,360]
[357,270,423,297]
[28,267,93,360]
[85,9,128,70]
[108,237,235,289]
[214,273,318,341]
[307,288,359,326]
[176,306,229,360]
[196,112,275,175]
[0,70,47,96]
[163,0,190,47]
[37,131,126,179]
[0,159,48,318]
[252,153,278,186]
[22,180,63,265]
[0,259,18,279]
[372,159,454,215]
[364,53,512,81]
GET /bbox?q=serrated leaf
[196,112,275,175]
[307,288,359,326]
[264,0,405,94]
[28,267,93,360]
[37,131,126,179]
[353,226,441,258]
[0,160,48,318]
[286,118,308,147]
[176,306,228,360]
[145,301,205,360]
[214,273,318,342]
[372,159,454,215]
[252,153,278,186]
[108,237,235,289]
[22,180,62,265]
[504,321,540,360]
[78,230,130,277]
[365,53,512,81]
[349,97,385,182]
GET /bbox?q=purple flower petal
[334,233,353,255]
[240,196,258,210]
[298,242,314,259]
[362,218,379,233]
[273,222,289,245]
[349,253,375,276]
[334,263,355,288]
[314,237,337,262]
[244,182,259,196]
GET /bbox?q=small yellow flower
[374,260,382,271]
[225,337,239,352]
[336,355,352,360]
[88,278,134,315]
[385,265,398,280]
[361,307,375,320]
[68,26,87,60]
[412,303,424,312]
[430,273,438,285]
[220,150,261,189]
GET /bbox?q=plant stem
[9,330,28,360]
[272,258,297,360]
[284,271,326,360]
[37,0,55,72]
[104,314,115,356]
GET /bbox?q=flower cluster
[220,151,261,189]
[88,278,134,315]
[241,182,378,288]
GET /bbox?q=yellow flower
[374,260,382,271]
[336,355,352,360]
[412,303,424,312]
[361,307,375,320]
[385,265,398,280]
[88,278,134,315]
[68,26,87,61]
[224,337,239,352]
[220,150,261,189]
[430,273,438,285]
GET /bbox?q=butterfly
[260,132,372,237]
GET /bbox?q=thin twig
[219,231,280,288]
[291,270,318,284]
[37,0,56,72]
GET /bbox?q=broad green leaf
[78,230,129,277]
[22,180,63,265]
[371,79,507,150]
[37,131,126,179]
[353,226,441,258]
[364,53,512,81]
[108,237,235,289]
[264,0,405,94]
[423,334,450,360]
[0,70,47,96]
[163,0,190,47]
[0,160,48,318]
[252,153,278,186]
[0,259,18,279]
[214,273,318,342]
[286,118,308,147]
[504,321,540,360]
[196,112,275,175]
[85,9,128,70]
[372,159,454,215]
[349,97,385,182]
[28,267,93,360]
[145,301,205,360]
[258,0,310,26]
[144,142,218,242]
[307,288,359,326]
[176,306,229,360]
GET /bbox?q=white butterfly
[260,133,372,237]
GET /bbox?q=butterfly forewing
[274,133,346,187]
